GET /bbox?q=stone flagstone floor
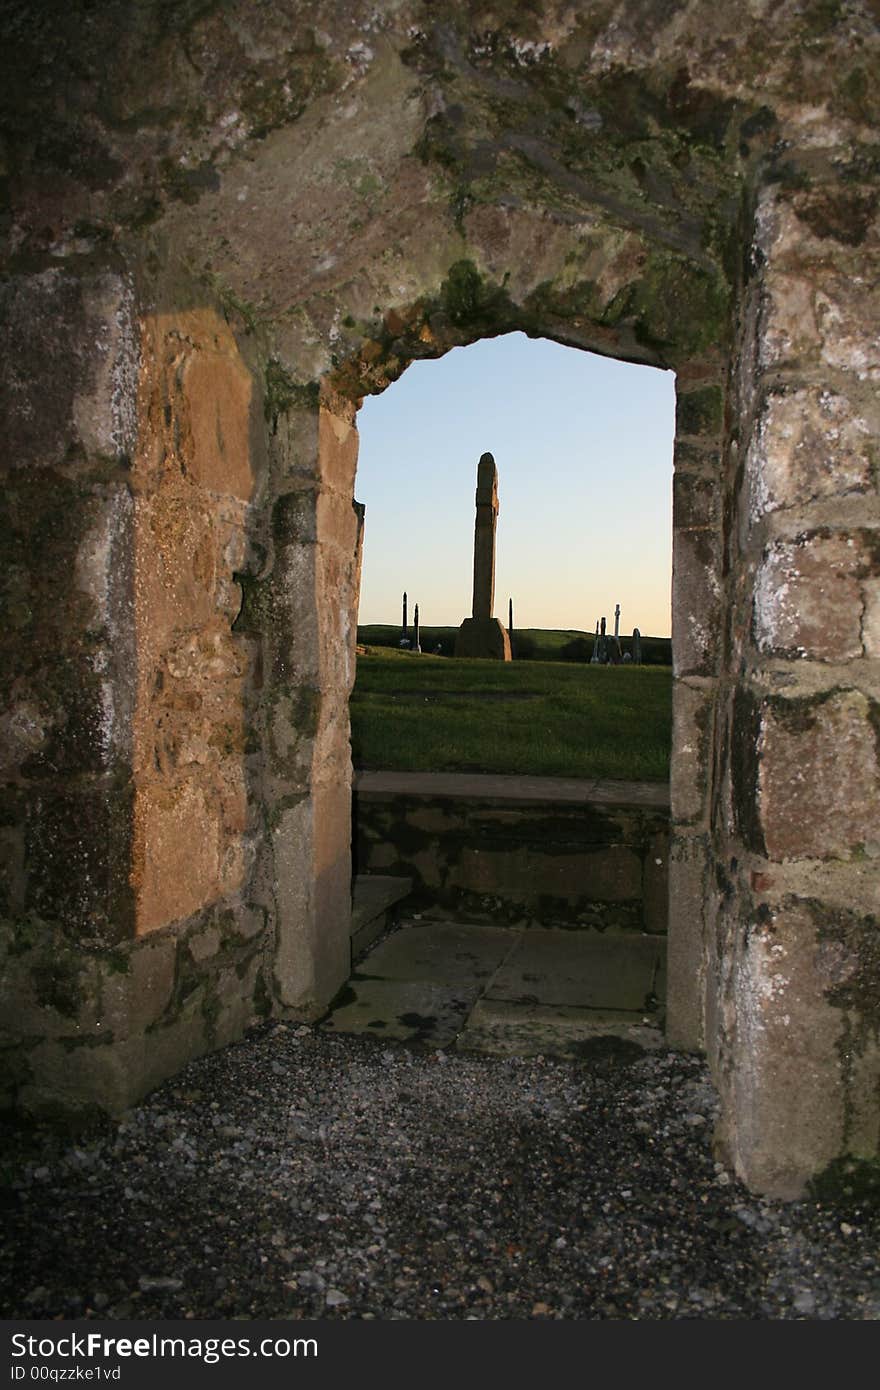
[322,919,666,1057]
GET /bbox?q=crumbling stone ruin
[1,0,878,1199]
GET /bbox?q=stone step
[350,874,413,959]
[324,920,666,1055]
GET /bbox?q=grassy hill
[350,649,672,782]
[357,624,671,665]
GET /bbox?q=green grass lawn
[350,650,672,782]
[357,624,671,665]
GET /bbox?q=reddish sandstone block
[759,690,880,860]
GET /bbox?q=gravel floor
[2,1022,878,1321]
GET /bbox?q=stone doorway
[3,0,877,1200]
[343,333,675,1051]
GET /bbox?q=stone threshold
[354,770,670,810]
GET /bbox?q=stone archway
[2,0,878,1198]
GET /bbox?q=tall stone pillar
[472,452,499,620]
[455,452,511,660]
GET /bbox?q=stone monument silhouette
[454,452,512,660]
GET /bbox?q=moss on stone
[252,967,272,1019]
[201,986,221,1043]
[239,41,340,140]
[765,688,845,737]
[602,252,730,353]
[808,1154,880,1208]
[158,156,220,205]
[676,385,724,437]
[231,570,273,636]
[730,688,765,855]
[263,359,319,432]
[438,259,514,331]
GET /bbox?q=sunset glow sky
[354,332,675,638]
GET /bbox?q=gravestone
[454,452,512,660]
[400,590,411,648]
[632,628,642,665]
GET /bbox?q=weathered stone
[758,272,822,369]
[665,834,710,1051]
[24,787,135,942]
[672,527,721,677]
[670,680,714,824]
[716,900,851,1199]
[0,922,104,1041]
[759,691,880,862]
[643,832,670,935]
[132,779,223,936]
[753,532,869,662]
[675,385,724,438]
[272,782,351,1015]
[863,577,880,657]
[453,617,512,661]
[458,844,643,904]
[672,472,719,530]
[746,388,875,519]
[456,453,512,660]
[98,936,177,1040]
[0,271,138,471]
[3,0,879,1194]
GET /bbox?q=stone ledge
[354,770,670,810]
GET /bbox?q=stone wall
[1,0,878,1194]
[707,171,880,1196]
[355,781,669,934]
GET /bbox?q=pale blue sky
[354,332,675,637]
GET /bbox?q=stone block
[16,1039,134,1119]
[0,921,103,1041]
[665,833,709,1050]
[863,577,880,657]
[753,531,867,661]
[187,925,222,963]
[643,831,670,934]
[0,270,138,472]
[318,404,359,496]
[486,930,665,1012]
[670,680,714,824]
[98,934,177,1039]
[181,325,255,502]
[672,527,721,676]
[816,272,880,381]
[272,781,351,1013]
[208,954,262,1048]
[716,899,850,1198]
[134,492,221,647]
[25,785,135,941]
[745,388,874,519]
[456,844,642,903]
[0,823,25,915]
[759,690,880,861]
[675,384,723,438]
[454,618,512,660]
[672,472,720,530]
[2,476,135,780]
[758,272,821,369]
[132,778,223,936]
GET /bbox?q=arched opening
[6,0,875,1205]
[319,329,683,1053]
